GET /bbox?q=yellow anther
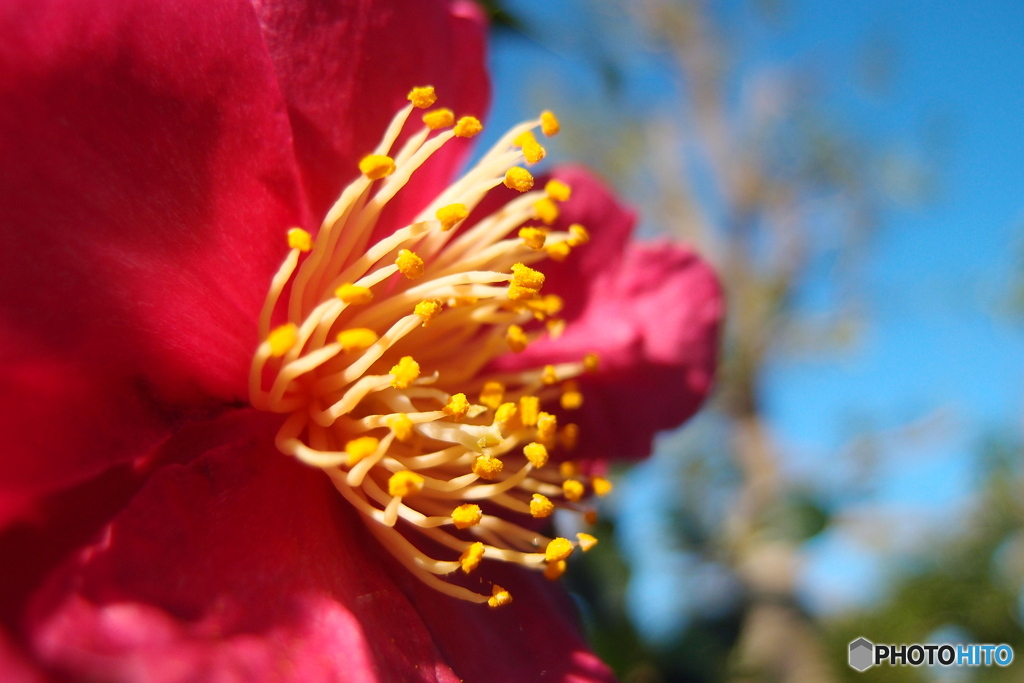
[592,476,614,497]
[422,108,455,129]
[335,283,374,305]
[583,352,600,372]
[530,494,555,518]
[560,423,580,451]
[523,442,549,468]
[519,395,540,427]
[542,365,558,385]
[359,154,395,180]
[526,294,564,318]
[584,509,599,525]
[487,585,513,608]
[545,179,572,202]
[507,282,540,301]
[443,393,470,421]
[546,241,572,262]
[395,249,424,279]
[386,414,414,442]
[337,328,379,353]
[577,532,599,552]
[390,356,420,389]
[544,560,567,581]
[561,380,583,410]
[546,318,566,338]
[513,130,536,147]
[414,299,443,325]
[460,542,485,574]
[435,203,468,231]
[563,479,585,502]
[559,461,579,478]
[533,197,559,225]
[568,224,590,246]
[344,436,380,467]
[388,470,424,498]
[450,296,479,307]
[451,503,482,530]
[267,323,298,357]
[540,110,560,136]
[407,86,437,109]
[477,433,502,449]
[286,227,312,252]
[511,263,545,290]
[453,116,483,138]
[537,412,558,445]
[545,537,575,563]
[472,454,504,480]
[506,324,529,352]
[504,166,534,192]
[521,137,546,164]
[494,402,518,431]
[518,226,548,250]
[479,381,505,410]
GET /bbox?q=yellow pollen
[530,493,554,518]
[407,86,437,109]
[435,203,468,231]
[267,323,298,357]
[545,537,575,563]
[344,436,380,467]
[583,352,600,372]
[386,414,415,442]
[337,328,379,353]
[414,298,443,325]
[523,442,549,468]
[533,197,560,225]
[507,282,539,301]
[511,263,545,290]
[422,108,455,129]
[395,249,424,279]
[592,476,614,497]
[537,412,557,445]
[546,241,572,262]
[460,542,485,574]
[472,454,504,480]
[544,560,567,581]
[504,166,534,192]
[506,324,529,352]
[577,532,599,552]
[443,393,470,421]
[513,131,546,164]
[563,479,585,502]
[542,365,558,385]
[513,130,537,147]
[518,226,548,249]
[560,423,579,451]
[286,227,312,252]
[546,318,566,338]
[561,380,583,410]
[359,154,395,180]
[559,461,579,478]
[488,585,513,608]
[519,395,540,427]
[335,283,374,305]
[451,503,482,530]
[545,179,572,201]
[479,381,505,410]
[526,294,563,318]
[450,296,478,307]
[453,116,483,138]
[388,470,424,498]
[389,356,420,389]
[568,224,590,246]
[494,402,518,431]
[540,110,560,136]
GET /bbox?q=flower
[0,0,722,681]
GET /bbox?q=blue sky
[488,0,1024,639]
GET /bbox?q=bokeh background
[478,1,1024,680]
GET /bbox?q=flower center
[249,87,611,607]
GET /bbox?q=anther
[546,241,571,262]
[540,110,560,136]
[460,542,485,573]
[487,585,513,608]
[504,167,534,192]
[407,86,437,109]
[563,479,585,502]
[577,532,599,552]
[415,299,443,325]
[519,396,540,427]
[533,197,559,225]
[523,442,549,468]
[544,560,567,580]
[568,224,590,246]
[443,393,470,421]
[592,476,613,497]
[530,493,554,518]
[345,436,380,466]
[561,380,583,410]
[337,328,379,353]
[545,179,572,201]
[472,454,504,480]
[451,503,483,529]
[359,154,395,180]
[386,414,415,442]
[268,323,298,357]
[336,283,374,305]
[518,226,548,249]
[454,116,483,138]
[390,356,420,389]
[506,324,529,352]
[542,365,558,385]
[545,537,575,563]
[388,471,424,497]
[396,249,425,279]
[436,203,468,231]
[287,227,312,252]
[423,108,455,129]
[479,381,505,410]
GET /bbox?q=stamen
[504,167,534,192]
[453,116,483,138]
[359,154,396,180]
[423,108,455,130]
[407,86,437,109]
[287,227,313,252]
[540,110,560,136]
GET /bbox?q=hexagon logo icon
[849,637,874,672]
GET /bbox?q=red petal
[0,629,43,683]
[252,0,491,229]
[23,411,609,682]
[0,0,308,523]
[500,168,724,460]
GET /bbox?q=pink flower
[0,0,722,681]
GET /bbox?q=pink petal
[500,168,724,460]
[0,629,43,683]
[251,0,491,230]
[0,0,308,524]
[24,411,611,682]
